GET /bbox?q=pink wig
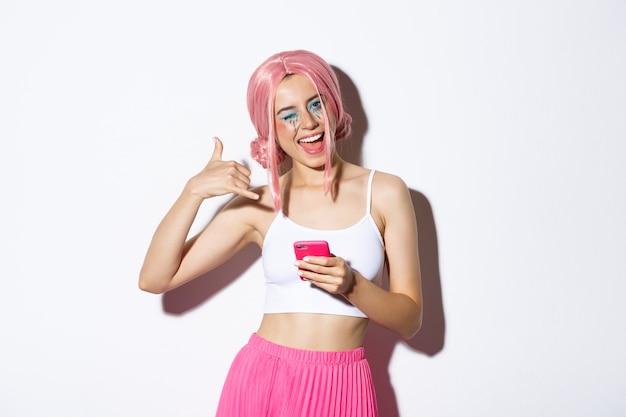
[247,50,352,211]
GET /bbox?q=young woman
[139,50,422,417]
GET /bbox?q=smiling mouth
[297,133,324,145]
[297,133,325,153]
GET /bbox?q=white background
[1,1,625,416]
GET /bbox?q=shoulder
[224,184,276,213]
[370,170,414,230]
[372,170,410,199]
[217,184,277,244]
[217,184,276,227]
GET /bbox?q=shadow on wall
[334,66,446,417]
[364,189,445,417]
[161,66,446,417]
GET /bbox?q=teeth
[298,134,322,143]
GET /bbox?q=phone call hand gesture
[185,137,259,201]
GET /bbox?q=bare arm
[297,173,423,339]
[138,137,260,294]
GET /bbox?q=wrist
[341,268,360,298]
[179,184,207,205]
[183,178,211,200]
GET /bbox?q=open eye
[308,99,322,112]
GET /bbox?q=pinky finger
[235,188,260,200]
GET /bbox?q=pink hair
[247,50,352,211]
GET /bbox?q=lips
[297,133,325,153]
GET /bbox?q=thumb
[210,136,224,162]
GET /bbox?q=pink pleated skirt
[215,333,378,417]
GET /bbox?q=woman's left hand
[295,255,356,295]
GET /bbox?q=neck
[290,155,343,188]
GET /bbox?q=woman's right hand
[185,137,260,201]
[139,137,259,293]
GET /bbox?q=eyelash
[280,112,298,122]
[308,99,322,113]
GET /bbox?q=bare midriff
[256,313,369,351]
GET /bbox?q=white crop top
[262,170,385,317]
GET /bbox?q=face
[274,75,334,165]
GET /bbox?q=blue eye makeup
[277,96,324,131]
[279,112,300,131]
[308,99,323,120]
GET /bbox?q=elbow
[401,321,422,341]
[138,274,167,294]
[401,306,423,340]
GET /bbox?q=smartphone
[293,240,331,260]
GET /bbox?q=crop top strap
[366,170,376,214]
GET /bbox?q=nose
[300,108,320,130]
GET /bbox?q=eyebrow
[275,94,321,115]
